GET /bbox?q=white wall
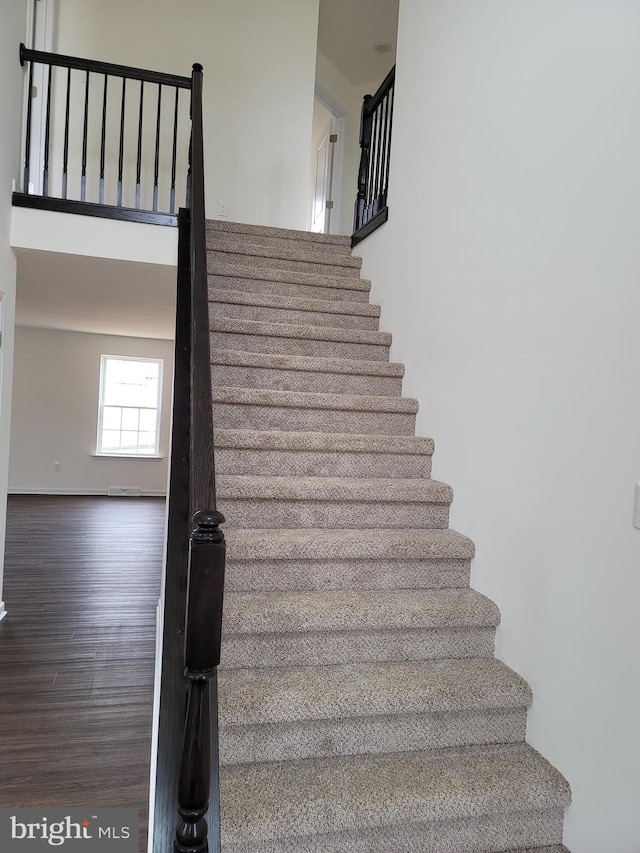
[315,50,384,235]
[356,1,640,850]
[54,0,320,229]
[0,0,29,618]
[9,327,174,495]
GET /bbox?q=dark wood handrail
[173,63,225,853]
[20,43,191,88]
[151,61,224,853]
[188,64,216,516]
[363,64,395,116]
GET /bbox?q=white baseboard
[0,602,6,622]
[8,488,166,497]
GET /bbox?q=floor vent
[107,487,142,497]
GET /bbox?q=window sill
[92,452,164,459]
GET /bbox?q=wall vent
[107,487,142,497]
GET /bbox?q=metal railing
[352,65,395,246]
[17,43,192,224]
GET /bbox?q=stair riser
[212,363,402,396]
[211,300,379,330]
[207,249,360,279]
[213,403,415,436]
[216,448,430,479]
[220,627,495,669]
[219,707,527,765]
[208,275,370,303]
[223,558,469,592]
[217,498,450,530]
[206,230,354,257]
[220,808,565,853]
[211,330,389,362]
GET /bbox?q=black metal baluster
[81,69,89,201]
[61,67,71,199]
[136,80,145,208]
[99,74,108,203]
[186,128,192,209]
[383,84,394,201]
[170,87,179,214]
[43,63,52,196]
[23,55,34,192]
[366,107,375,219]
[377,95,389,208]
[117,78,126,206]
[371,105,383,218]
[378,92,389,207]
[354,94,372,234]
[153,84,162,211]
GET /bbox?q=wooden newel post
[175,509,226,853]
[354,93,373,233]
[184,510,226,673]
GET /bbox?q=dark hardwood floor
[0,495,166,853]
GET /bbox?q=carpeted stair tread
[223,527,473,561]
[507,848,570,852]
[206,217,352,247]
[208,262,371,297]
[210,288,380,318]
[218,743,571,846]
[215,429,432,478]
[212,317,391,361]
[217,475,451,503]
[215,429,431,455]
[206,237,362,270]
[209,231,354,259]
[207,245,361,281]
[220,815,568,853]
[218,658,532,726]
[210,316,391,347]
[212,386,416,413]
[222,588,499,635]
[211,349,403,378]
[213,389,416,436]
[210,289,381,329]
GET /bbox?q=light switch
[635,484,640,529]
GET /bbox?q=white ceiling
[15,249,176,340]
[317,0,399,85]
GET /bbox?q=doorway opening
[308,96,345,235]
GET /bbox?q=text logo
[1,809,137,851]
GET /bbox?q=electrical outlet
[53,461,60,471]
[219,200,228,217]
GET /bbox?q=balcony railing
[352,65,395,246]
[15,43,193,225]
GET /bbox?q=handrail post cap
[192,63,203,73]
[192,509,225,539]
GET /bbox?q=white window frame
[96,354,164,458]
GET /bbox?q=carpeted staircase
[207,219,571,853]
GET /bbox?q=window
[97,355,163,456]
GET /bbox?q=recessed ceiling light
[373,42,392,54]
